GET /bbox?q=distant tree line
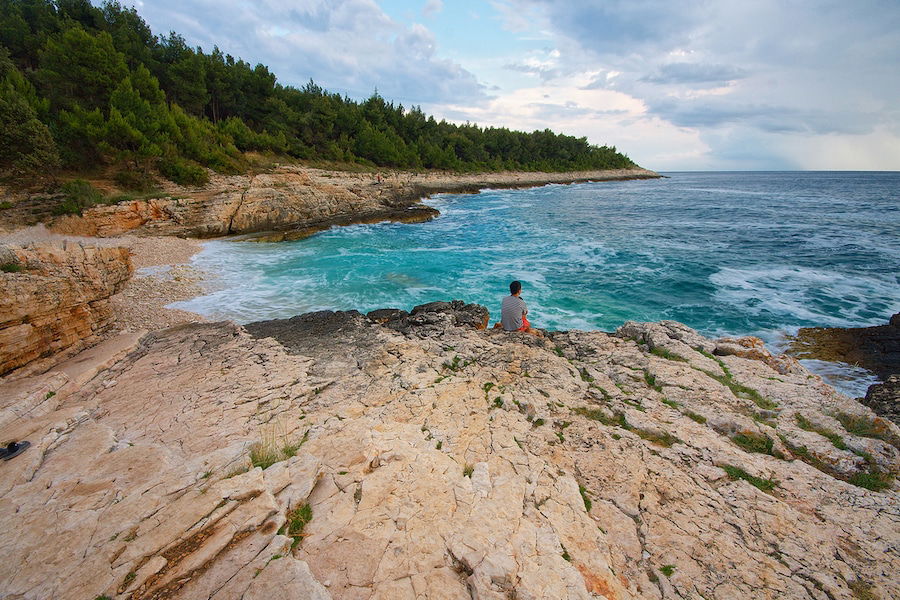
[0,0,636,187]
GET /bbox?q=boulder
[714,336,802,375]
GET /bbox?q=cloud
[491,0,900,169]
[640,62,747,86]
[124,0,486,105]
[423,0,444,18]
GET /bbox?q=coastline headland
[0,166,661,242]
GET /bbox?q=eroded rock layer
[0,241,133,376]
[0,306,897,600]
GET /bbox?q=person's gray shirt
[501,295,528,330]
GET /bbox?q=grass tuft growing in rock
[634,427,681,448]
[284,503,313,548]
[650,347,687,362]
[1,262,24,273]
[699,357,777,410]
[249,427,308,470]
[463,464,474,478]
[282,431,309,458]
[731,432,783,458]
[574,407,679,447]
[578,484,592,512]
[660,565,676,577]
[780,435,895,492]
[848,579,879,600]
[795,414,847,450]
[847,470,894,492]
[833,412,900,448]
[685,410,707,424]
[574,407,626,428]
[721,465,777,492]
[643,370,663,392]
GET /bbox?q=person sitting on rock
[500,280,532,332]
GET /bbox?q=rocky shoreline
[1,301,898,599]
[2,167,899,599]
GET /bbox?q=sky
[123,0,900,171]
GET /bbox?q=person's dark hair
[510,280,522,295]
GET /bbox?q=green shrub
[114,168,157,191]
[159,156,209,186]
[52,178,102,215]
[1,262,23,273]
[660,565,676,577]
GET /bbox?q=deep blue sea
[172,171,900,396]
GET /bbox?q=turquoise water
[173,171,899,395]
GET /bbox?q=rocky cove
[1,167,898,600]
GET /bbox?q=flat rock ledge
[1,303,898,600]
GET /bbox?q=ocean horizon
[172,170,900,397]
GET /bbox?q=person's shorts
[517,316,530,332]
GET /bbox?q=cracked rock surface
[1,305,898,599]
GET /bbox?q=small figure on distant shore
[500,280,532,333]
[375,173,382,184]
